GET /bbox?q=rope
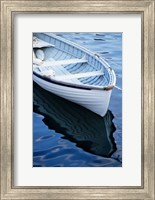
[114,85,122,91]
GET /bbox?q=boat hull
[33,74,112,117]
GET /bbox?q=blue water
[33,32,122,167]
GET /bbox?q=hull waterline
[33,74,112,117]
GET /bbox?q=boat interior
[33,36,110,86]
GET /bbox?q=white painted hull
[33,74,112,117]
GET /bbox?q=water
[33,32,122,167]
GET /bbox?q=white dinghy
[33,33,116,117]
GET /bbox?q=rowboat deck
[33,45,109,86]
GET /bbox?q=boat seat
[54,70,104,80]
[42,57,87,67]
[33,62,82,84]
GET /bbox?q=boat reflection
[33,82,117,157]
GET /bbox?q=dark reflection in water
[33,83,118,166]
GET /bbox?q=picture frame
[0,0,154,199]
